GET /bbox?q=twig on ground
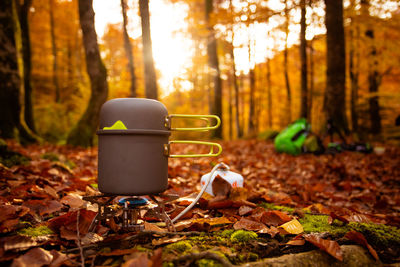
[76,210,85,267]
[173,251,233,267]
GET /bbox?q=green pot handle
[165,140,222,158]
[165,114,221,131]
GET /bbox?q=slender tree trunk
[121,0,137,97]
[205,0,223,138]
[324,0,348,133]
[300,0,308,119]
[308,38,314,124]
[67,0,108,147]
[227,73,233,140]
[139,0,158,100]
[361,0,381,134]
[248,36,255,135]
[229,0,241,138]
[17,0,35,133]
[349,2,359,133]
[283,0,292,123]
[0,0,35,143]
[266,56,272,128]
[49,0,60,103]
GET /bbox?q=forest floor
[1,139,400,266]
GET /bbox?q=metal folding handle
[165,140,222,158]
[165,114,221,131]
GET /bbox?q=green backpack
[274,118,310,155]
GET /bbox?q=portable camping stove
[83,193,179,232]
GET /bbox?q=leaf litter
[0,140,399,266]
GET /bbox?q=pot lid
[99,98,169,131]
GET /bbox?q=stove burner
[83,193,179,232]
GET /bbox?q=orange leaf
[345,231,379,261]
[304,234,343,261]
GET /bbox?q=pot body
[97,98,170,195]
[98,132,169,195]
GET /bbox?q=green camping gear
[274,118,310,155]
[97,98,222,195]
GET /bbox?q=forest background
[1,0,400,146]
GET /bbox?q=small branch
[76,210,85,267]
[173,251,233,267]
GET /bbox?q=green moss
[349,222,400,246]
[90,183,98,189]
[18,226,54,237]
[196,258,223,267]
[41,152,60,162]
[230,230,258,242]
[220,229,235,238]
[135,245,151,252]
[166,241,193,253]
[259,202,295,213]
[162,262,174,267]
[299,214,350,236]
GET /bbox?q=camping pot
[96,98,222,195]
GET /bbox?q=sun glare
[93,0,193,97]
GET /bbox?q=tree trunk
[283,0,292,123]
[229,0,241,138]
[248,35,255,135]
[0,0,35,143]
[324,0,348,133]
[361,0,381,134]
[121,0,137,97]
[139,0,158,100]
[308,38,314,124]
[227,73,233,140]
[266,56,272,128]
[349,0,359,133]
[67,0,108,147]
[17,0,35,133]
[49,0,60,103]
[299,0,308,119]
[205,0,223,139]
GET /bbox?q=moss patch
[165,241,193,254]
[299,214,350,236]
[350,222,400,247]
[18,226,54,237]
[230,230,258,242]
[260,202,295,213]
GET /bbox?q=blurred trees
[0,0,35,143]
[324,0,348,133]
[3,0,400,144]
[66,0,108,147]
[139,0,158,99]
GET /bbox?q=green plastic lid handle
[165,114,221,132]
[165,140,222,158]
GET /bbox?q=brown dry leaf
[345,231,379,261]
[144,222,167,232]
[152,236,186,246]
[304,234,343,261]
[229,187,249,201]
[287,235,306,246]
[2,235,39,251]
[212,175,232,197]
[49,250,68,267]
[60,194,84,209]
[121,252,151,267]
[328,212,349,224]
[43,185,59,199]
[234,217,267,231]
[150,248,163,267]
[239,205,254,216]
[259,226,280,238]
[279,219,304,234]
[100,248,139,256]
[172,220,194,231]
[80,232,103,245]
[193,217,233,226]
[346,214,371,223]
[11,247,53,267]
[259,210,292,226]
[303,203,331,215]
[23,200,63,216]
